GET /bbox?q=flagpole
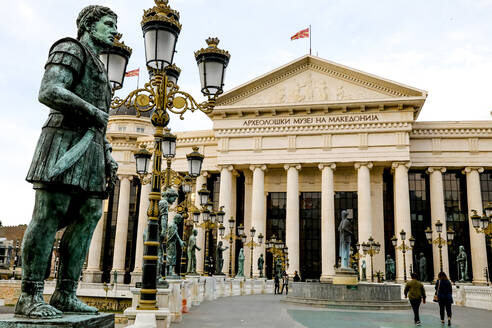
[137,70,140,89]
[309,25,312,55]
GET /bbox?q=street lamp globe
[201,209,210,222]
[270,234,277,243]
[258,233,264,245]
[162,130,177,158]
[485,202,492,219]
[446,227,455,242]
[435,220,443,233]
[481,213,490,230]
[216,206,225,224]
[409,236,416,248]
[165,64,181,88]
[219,224,225,237]
[209,212,216,224]
[471,210,481,229]
[186,146,204,178]
[197,184,210,206]
[237,224,245,236]
[181,174,193,194]
[100,33,132,90]
[391,235,398,247]
[250,227,256,238]
[399,229,406,241]
[424,227,433,241]
[192,210,200,224]
[194,37,230,96]
[134,145,152,175]
[141,0,181,71]
[240,234,247,244]
[205,200,213,212]
[228,217,235,229]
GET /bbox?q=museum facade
[83,55,492,285]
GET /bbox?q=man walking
[404,272,426,326]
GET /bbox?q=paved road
[174,294,492,328]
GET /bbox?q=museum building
[82,55,492,285]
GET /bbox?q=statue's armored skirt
[26,38,112,197]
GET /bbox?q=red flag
[125,68,140,77]
[291,28,309,41]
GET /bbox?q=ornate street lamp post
[358,236,381,282]
[425,220,454,274]
[107,0,230,310]
[392,230,415,282]
[244,227,263,278]
[266,235,286,279]
[223,218,243,277]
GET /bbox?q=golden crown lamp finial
[206,37,220,48]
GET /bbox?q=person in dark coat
[280,270,289,295]
[274,275,280,295]
[435,272,453,326]
[293,271,301,282]
[404,272,426,326]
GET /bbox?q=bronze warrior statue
[16,5,118,318]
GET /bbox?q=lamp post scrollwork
[392,230,416,282]
[425,220,455,274]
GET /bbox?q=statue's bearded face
[91,15,117,47]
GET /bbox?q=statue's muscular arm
[38,64,108,129]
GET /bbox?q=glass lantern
[216,206,225,224]
[250,227,256,238]
[228,217,235,229]
[471,210,481,229]
[399,229,406,241]
[134,145,152,175]
[435,220,443,233]
[162,130,177,158]
[100,33,132,90]
[186,146,204,178]
[258,233,264,245]
[194,37,230,97]
[197,184,210,206]
[182,174,193,194]
[446,227,455,242]
[237,224,245,236]
[409,236,415,248]
[219,224,225,237]
[424,227,433,241]
[391,235,398,247]
[141,0,181,71]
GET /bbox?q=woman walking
[404,272,426,326]
[435,272,453,326]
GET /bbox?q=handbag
[433,280,440,302]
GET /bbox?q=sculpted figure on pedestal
[166,214,185,278]
[361,260,367,281]
[275,258,283,279]
[456,245,469,282]
[214,241,228,275]
[338,210,353,269]
[418,252,428,282]
[236,248,245,277]
[15,5,118,319]
[385,255,395,281]
[157,188,178,280]
[257,254,264,278]
[186,229,200,274]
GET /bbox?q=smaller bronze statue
[456,245,469,282]
[257,254,264,278]
[361,260,367,281]
[186,229,201,274]
[166,214,185,278]
[236,248,245,277]
[385,255,396,281]
[338,210,353,269]
[418,252,428,282]
[158,188,178,280]
[214,241,228,275]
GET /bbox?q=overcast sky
[1,0,492,226]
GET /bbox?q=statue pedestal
[332,268,358,285]
[0,313,114,328]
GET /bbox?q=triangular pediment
[216,55,427,108]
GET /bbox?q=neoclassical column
[392,162,413,281]
[427,167,449,279]
[284,164,301,276]
[219,165,235,275]
[131,182,152,284]
[195,171,208,274]
[83,200,107,283]
[111,175,132,283]
[463,167,488,284]
[250,164,267,277]
[319,163,336,282]
[355,162,373,273]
